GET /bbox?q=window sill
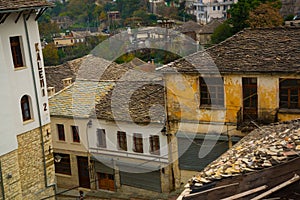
[55,173,72,177]
[56,140,67,143]
[278,108,300,114]
[199,106,226,110]
[23,119,34,125]
[70,142,81,145]
[96,146,107,149]
[14,66,27,71]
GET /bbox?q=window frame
[199,77,224,107]
[96,129,107,148]
[279,79,300,109]
[10,36,25,68]
[71,125,80,143]
[57,124,65,141]
[133,133,143,153]
[54,153,71,175]
[21,95,32,122]
[149,135,160,155]
[117,131,127,151]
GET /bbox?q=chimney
[62,77,72,88]
[47,87,56,97]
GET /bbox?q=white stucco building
[49,56,171,195]
[191,0,238,24]
[0,0,55,199]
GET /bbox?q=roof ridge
[48,82,75,99]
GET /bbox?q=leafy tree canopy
[247,2,283,28]
[228,0,282,33]
[211,0,282,44]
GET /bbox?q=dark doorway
[77,156,90,188]
[242,77,258,121]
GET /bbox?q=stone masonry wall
[0,150,22,200]
[17,124,56,200]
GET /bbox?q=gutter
[23,15,57,199]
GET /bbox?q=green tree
[39,22,60,43]
[42,43,59,66]
[211,22,233,44]
[228,0,281,33]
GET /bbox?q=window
[117,131,127,151]
[21,95,32,121]
[54,153,71,175]
[97,129,106,148]
[280,79,300,109]
[10,36,24,68]
[133,133,143,153]
[149,135,160,155]
[200,77,224,107]
[71,125,80,143]
[57,124,65,141]
[213,6,216,10]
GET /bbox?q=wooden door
[77,156,90,188]
[97,173,115,191]
[242,78,258,121]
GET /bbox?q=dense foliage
[211,0,282,44]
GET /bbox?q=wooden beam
[221,185,268,200]
[0,13,10,24]
[35,8,47,21]
[15,11,23,23]
[185,183,239,197]
[0,14,4,22]
[26,9,34,21]
[251,174,300,200]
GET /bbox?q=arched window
[21,95,32,121]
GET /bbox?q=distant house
[176,20,202,41]
[51,16,73,29]
[198,18,223,45]
[158,27,300,189]
[53,30,90,47]
[191,0,237,24]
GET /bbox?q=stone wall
[0,150,22,200]
[17,124,56,200]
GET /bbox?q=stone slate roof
[92,82,165,123]
[45,57,84,92]
[0,0,53,11]
[48,55,165,122]
[159,27,300,74]
[49,80,114,118]
[190,119,300,186]
[176,20,202,33]
[199,19,224,34]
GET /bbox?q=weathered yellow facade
[165,73,300,187]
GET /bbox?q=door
[77,156,90,188]
[119,168,161,192]
[97,173,115,191]
[242,78,258,121]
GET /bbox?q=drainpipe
[0,161,5,200]
[23,14,57,199]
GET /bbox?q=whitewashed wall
[0,13,50,156]
[88,119,169,164]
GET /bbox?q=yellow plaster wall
[224,75,242,123]
[166,74,242,126]
[257,76,278,123]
